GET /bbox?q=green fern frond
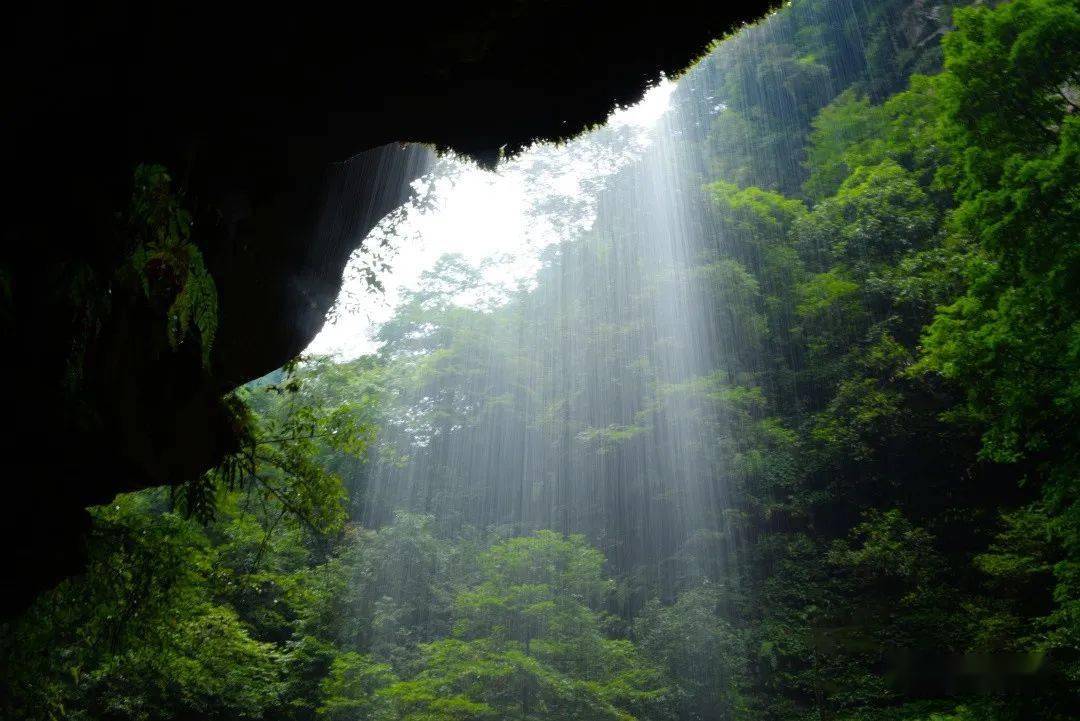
[129,164,219,368]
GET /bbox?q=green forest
[2,0,1079,719]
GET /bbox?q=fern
[128,164,219,368]
[165,246,218,367]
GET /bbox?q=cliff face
[1,0,774,616]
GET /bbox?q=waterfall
[309,0,905,604]
[312,94,721,593]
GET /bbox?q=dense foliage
[3,1,1078,720]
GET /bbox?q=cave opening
[3,0,1080,719]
